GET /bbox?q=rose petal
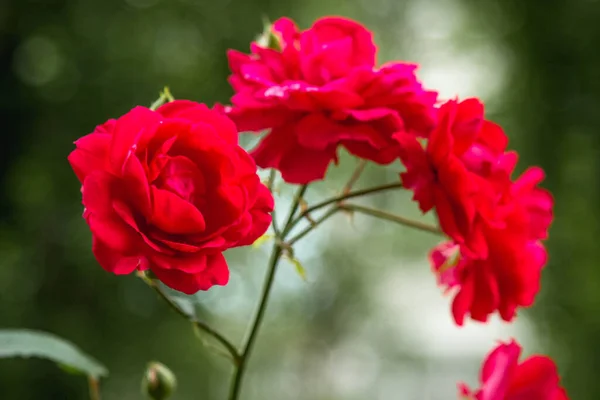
[91,236,143,275]
[68,133,111,183]
[109,106,161,174]
[151,253,229,294]
[150,186,206,235]
[479,340,521,400]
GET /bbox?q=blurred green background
[1,0,599,398]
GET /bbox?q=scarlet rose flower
[430,165,552,325]
[397,98,553,325]
[459,340,569,400]
[68,100,274,294]
[223,16,437,184]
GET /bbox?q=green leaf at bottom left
[0,329,108,378]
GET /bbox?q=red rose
[459,340,569,400]
[68,100,273,294]
[223,16,437,184]
[395,99,494,259]
[398,98,553,325]
[432,167,552,325]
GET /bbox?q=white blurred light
[374,259,534,359]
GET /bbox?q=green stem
[162,86,175,102]
[144,277,241,364]
[286,206,341,245]
[289,182,403,230]
[227,243,283,400]
[281,185,309,237]
[228,185,308,400]
[225,179,442,399]
[266,170,281,238]
[149,87,174,110]
[265,169,277,192]
[342,159,367,195]
[339,203,441,234]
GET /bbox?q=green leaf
[286,255,307,281]
[0,329,108,378]
[252,233,273,249]
[149,87,175,110]
[58,363,82,375]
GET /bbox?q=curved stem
[144,277,241,364]
[342,159,367,195]
[226,180,441,399]
[339,203,441,235]
[290,182,403,230]
[286,206,341,245]
[286,201,441,245]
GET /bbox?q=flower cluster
[221,16,563,399]
[225,16,553,327]
[68,14,567,400]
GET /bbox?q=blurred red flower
[459,340,568,400]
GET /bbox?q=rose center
[155,156,206,206]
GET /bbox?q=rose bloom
[68,100,273,294]
[223,16,437,184]
[397,98,553,325]
[460,340,569,400]
[430,167,552,326]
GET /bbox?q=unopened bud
[142,361,177,400]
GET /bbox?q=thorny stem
[286,206,342,245]
[339,203,441,235]
[228,185,308,400]
[288,182,403,230]
[228,178,441,399]
[342,159,367,195]
[265,169,277,192]
[144,169,438,400]
[229,176,432,399]
[281,185,309,237]
[142,275,241,364]
[287,201,441,246]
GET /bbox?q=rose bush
[56,14,569,400]
[68,100,273,294]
